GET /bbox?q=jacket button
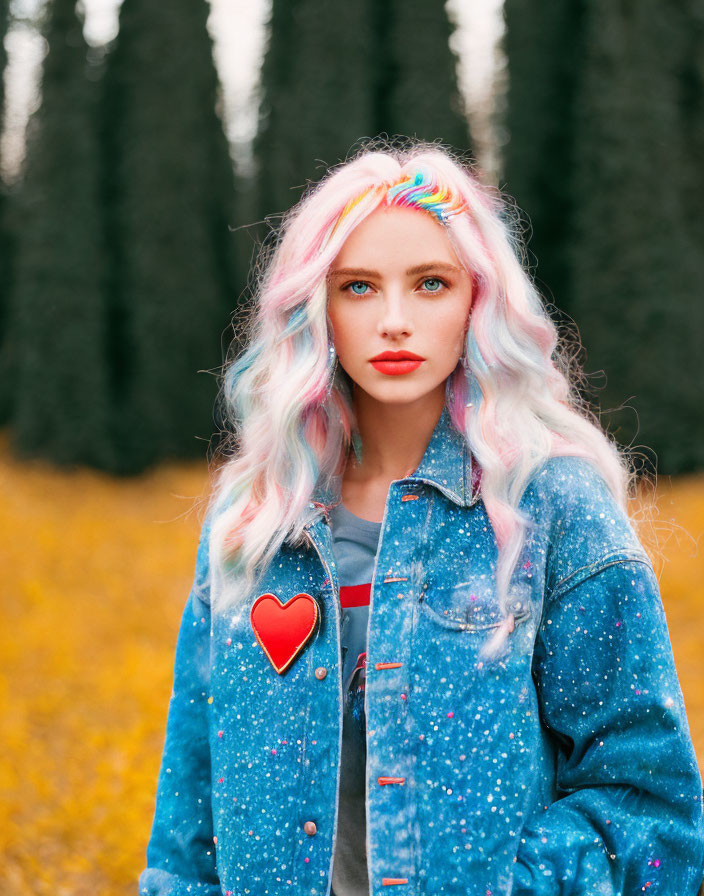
[314,666,327,680]
[304,820,317,836]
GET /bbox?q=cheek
[433,311,468,360]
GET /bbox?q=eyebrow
[327,261,463,280]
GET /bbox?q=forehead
[330,204,461,273]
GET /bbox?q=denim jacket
[139,407,704,896]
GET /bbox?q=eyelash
[341,276,450,296]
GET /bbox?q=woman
[139,141,704,896]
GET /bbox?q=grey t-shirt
[328,502,382,896]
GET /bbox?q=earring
[325,343,338,399]
[351,429,363,464]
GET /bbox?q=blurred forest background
[0,0,702,893]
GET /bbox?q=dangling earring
[461,320,471,371]
[325,343,338,399]
[460,344,474,409]
[351,428,363,464]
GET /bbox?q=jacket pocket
[419,580,531,632]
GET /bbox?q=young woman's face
[327,203,473,409]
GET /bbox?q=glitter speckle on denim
[139,406,704,896]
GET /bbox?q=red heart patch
[250,592,319,675]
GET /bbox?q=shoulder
[524,454,612,504]
[521,455,651,598]
[190,508,216,608]
[522,454,627,522]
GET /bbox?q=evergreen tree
[385,0,469,151]
[504,0,704,473]
[0,0,18,422]
[502,0,586,311]
[247,0,471,249]
[568,0,704,472]
[101,0,238,472]
[0,0,114,464]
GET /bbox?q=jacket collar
[311,405,479,512]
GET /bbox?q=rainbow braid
[329,170,467,240]
[384,170,467,223]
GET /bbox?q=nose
[377,286,413,339]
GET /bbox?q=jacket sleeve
[512,553,704,895]
[138,515,221,896]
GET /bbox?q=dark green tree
[568,0,704,472]
[245,0,471,259]
[0,0,114,464]
[504,0,704,473]
[502,0,587,310]
[0,0,19,423]
[101,0,238,472]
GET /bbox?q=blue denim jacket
[139,407,704,896]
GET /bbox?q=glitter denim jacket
[139,407,704,896]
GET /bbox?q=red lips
[369,350,425,376]
[369,350,425,361]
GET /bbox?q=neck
[348,385,446,481]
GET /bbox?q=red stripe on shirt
[340,583,371,608]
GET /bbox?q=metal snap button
[314,666,327,680]
[304,820,317,836]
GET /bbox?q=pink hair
[207,138,634,661]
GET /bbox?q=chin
[363,382,444,407]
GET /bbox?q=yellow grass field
[1,434,702,895]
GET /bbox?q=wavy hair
[206,138,635,660]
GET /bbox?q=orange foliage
[0,431,701,894]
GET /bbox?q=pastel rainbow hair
[207,138,634,661]
[331,170,468,239]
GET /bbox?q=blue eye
[348,281,369,295]
[422,277,445,292]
